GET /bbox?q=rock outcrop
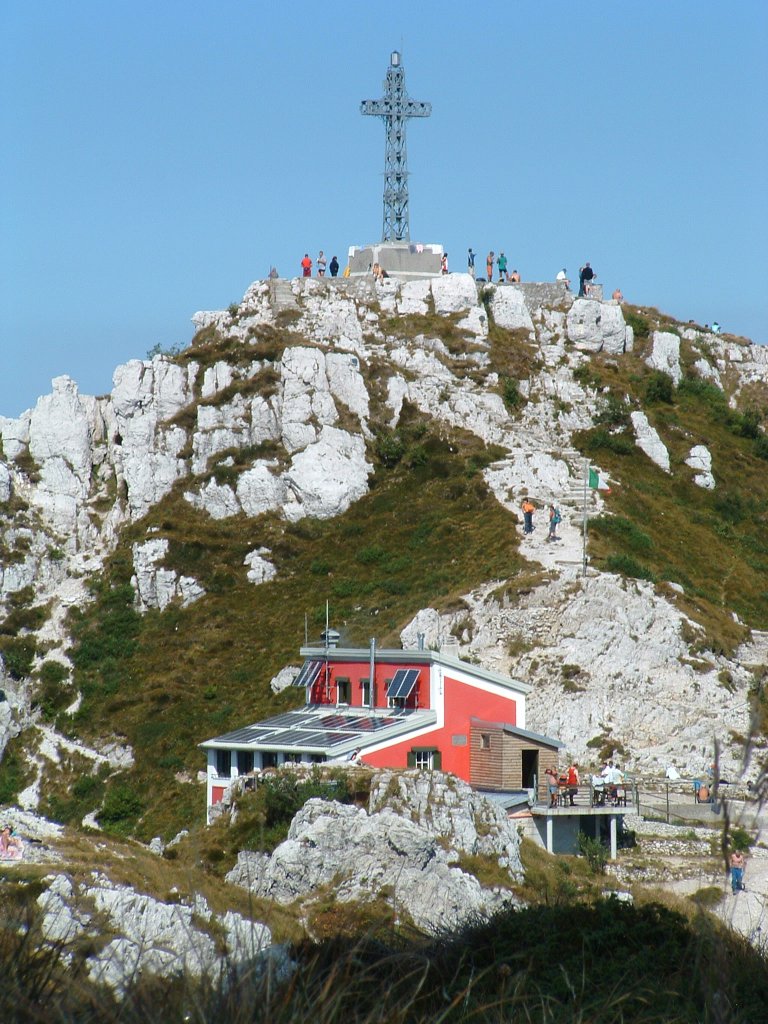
[226,770,522,934]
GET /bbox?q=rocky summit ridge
[1,273,768,824]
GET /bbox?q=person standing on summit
[329,255,340,277]
[497,252,508,282]
[467,248,476,279]
[301,253,312,277]
[578,262,595,297]
[486,251,494,282]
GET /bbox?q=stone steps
[269,280,300,313]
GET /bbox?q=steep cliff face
[1,274,767,828]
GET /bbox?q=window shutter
[432,750,442,770]
[407,751,416,768]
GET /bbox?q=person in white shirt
[556,268,570,290]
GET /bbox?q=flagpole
[582,459,588,578]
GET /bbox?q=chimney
[440,636,460,659]
[321,628,341,649]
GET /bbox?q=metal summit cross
[361,51,431,243]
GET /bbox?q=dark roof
[471,717,563,749]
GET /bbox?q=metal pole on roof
[369,637,376,713]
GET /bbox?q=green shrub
[500,376,522,411]
[594,393,630,427]
[584,429,635,456]
[624,310,650,338]
[590,515,653,552]
[605,554,656,582]
[98,782,144,832]
[644,371,675,404]
[0,637,37,680]
[374,430,405,467]
[577,831,608,873]
[755,434,768,461]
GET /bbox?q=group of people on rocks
[300,252,341,278]
[465,249,520,283]
[292,250,630,302]
[520,499,562,542]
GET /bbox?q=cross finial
[361,52,431,242]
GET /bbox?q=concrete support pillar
[546,815,554,854]
[610,815,617,860]
[594,814,600,840]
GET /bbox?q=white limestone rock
[490,287,535,332]
[132,538,204,611]
[280,347,338,453]
[646,331,682,384]
[686,445,715,489]
[430,273,479,315]
[0,411,31,461]
[111,358,196,519]
[397,279,431,316]
[566,299,627,353]
[244,547,277,585]
[185,478,241,520]
[400,608,442,650]
[270,666,300,694]
[226,783,518,934]
[630,412,670,472]
[325,353,370,427]
[236,463,286,517]
[283,427,372,521]
[201,361,234,399]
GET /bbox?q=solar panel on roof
[318,715,351,729]
[261,712,315,729]
[387,668,420,699]
[292,660,323,688]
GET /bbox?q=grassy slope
[574,308,768,654]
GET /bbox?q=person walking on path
[301,254,312,277]
[730,850,746,894]
[497,252,508,282]
[547,504,562,542]
[329,256,339,278]
[316,251,327,277]
[486,251,494,282]
[521,498,535,535]
[578,262,595,297]
[467,248,476,279]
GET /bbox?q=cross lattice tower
[360,51,431,243]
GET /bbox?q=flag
[589,467,612,493]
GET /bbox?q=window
[481,733,491,750]
[414,749,433,770]
[261,751,278,769]
[336,677,351,704]
[215,749,232,777]
[237,751,254,775]
[407,747,442,770]
[361,678,376,705]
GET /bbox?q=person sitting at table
[591,773,606,806]
[545,767,559,808]
[566,763,580,806]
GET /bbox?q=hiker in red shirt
[301,254,312,277]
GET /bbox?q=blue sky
[2,1,766,418]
